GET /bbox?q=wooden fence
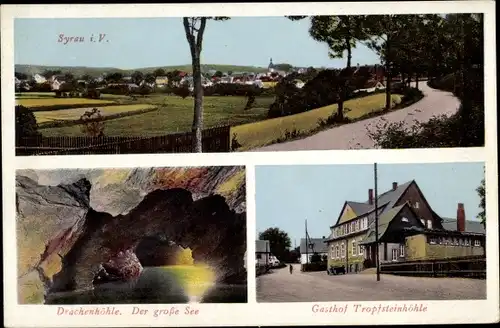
[380,255,486,279]
[16,126,231,155]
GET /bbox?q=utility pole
[374,163,380,282]
[305,219,309,265]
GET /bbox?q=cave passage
[44,187,248,304]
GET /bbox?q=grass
[41,95,272,136]
[231,93,402,150]
[161,265,215,298]
[17,97,115,108]
[35,104,157,124]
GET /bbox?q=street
[256,82,460,151]
[257,264,486,302]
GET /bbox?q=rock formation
[16,167,246,304]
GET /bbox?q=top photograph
[14,14,484,155]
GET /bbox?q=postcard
[1,1,498,327]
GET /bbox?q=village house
[300,237,329,264]
[353,80,386,93]
[255,240,271,267]
[155,76,169,87]
[325,180,486,274]
[33,73,47,84]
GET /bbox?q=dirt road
[255,83,460,151]
[257,264,485,302]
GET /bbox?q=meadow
[41,95,272,136]
[35,104,157,124]
[231,93,402,150]
[18,91,402,151]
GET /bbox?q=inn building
[325,180,485,273]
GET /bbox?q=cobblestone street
[257,264,486,302]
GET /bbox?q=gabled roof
[300,237,329,254]
[333,180,414,227]
[441,218,485,234]
[256,240,270,253]
[346,201,373,216]
[361,202,424,244]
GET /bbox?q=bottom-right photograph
[255,162,486,303]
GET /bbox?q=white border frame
[2,1,498,327]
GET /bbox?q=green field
[232,93,402,150]
[161,265,215,298]
[35,104,157,124]
[41,95,272,136]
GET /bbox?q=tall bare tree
[183,17,229,152]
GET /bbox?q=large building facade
[325,180,485,273]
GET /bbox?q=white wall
[300,252,328,264]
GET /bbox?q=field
[41,95,272,136]
[35,104,157,124]
[17,97,115,108]
[160,265,215,298]
[232,93,402,150]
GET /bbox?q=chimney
[457,203,465,232]
[392,182,398,191]
[368,189,374,205]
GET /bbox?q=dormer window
[401,217,409,222]
[414,201,420,209]
[420,219,425,226]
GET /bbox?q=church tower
[268,58,275,72]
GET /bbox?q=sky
[255,162,485,247]
[14,17,379,69]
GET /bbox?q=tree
[258,227,292,262]
[131,71,144,85]
[183,16,229,152]
[288,15,368,118]
[80,108,105,137]
[16,105,41,145]
[64,72,75,83]
[364,14,422,110]
[15,72,28,80]
[144,73,156,85]
[214,70,223,78]
[476,177,485,228]
[81,74,92,82]
[106,72,123,83]
[153,68,166,77]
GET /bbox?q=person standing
[289,264,293,274]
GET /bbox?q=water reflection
[46,267,247,304]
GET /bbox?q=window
[429,237,437,245]
[401,217,409,222]
[336,245,340,258]
[465,239,470,246]
[399,244,405,257]
[474,240,481,247]
[420,219,426,226]
[352,240,357,255]
[364,217,368,229]
[427,220,433,229]
[439,237,443,245]
[359,244,364,256]
[257,254,262,259]
[454,238,459,246]
[341,243,346,258]
[331,246,335,259]
[460,238,464,246]
[391,249,398,261]
[415,201,420,209]
[356,220,360,231]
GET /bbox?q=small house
[256,240,271,267]
[300,237,329,264]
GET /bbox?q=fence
[16,125,231,155]
[380,255,486,279]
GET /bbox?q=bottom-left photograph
[15,166,247,305]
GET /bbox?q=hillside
[15,64,269,77]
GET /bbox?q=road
[255,83,460,151]
[257,264,486,302]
